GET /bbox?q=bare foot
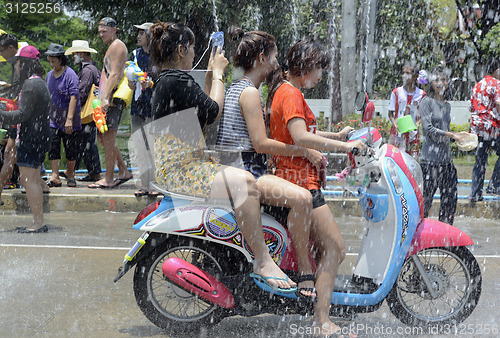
[253,257,296,290]
[312,320,356,338]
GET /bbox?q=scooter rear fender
[406,218,474,258]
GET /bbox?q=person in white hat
[64,40,102,182]
[128,22,156,197]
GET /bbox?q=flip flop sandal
[88,182,115,189]
[67,179,77,187]
[47,180,62,187]
[249,272,298,294]
[16,225,49,233]
[113,177,132,187]
[294,274,317,302]
[134,189,148,197]
[22,190,50,194]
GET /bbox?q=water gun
[92,99,108,133]
[0,97,18,112]
[125,61,153,88]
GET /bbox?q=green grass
[454,153,498,180]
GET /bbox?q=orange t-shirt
[270,82,320,190]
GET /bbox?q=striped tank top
[216,79,254,151]
[215,79,267,178]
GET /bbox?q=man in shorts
[89,17,132,188]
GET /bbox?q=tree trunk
[341,0,357,116]
[328,0,343,127]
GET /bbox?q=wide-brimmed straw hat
[65,40,97,55]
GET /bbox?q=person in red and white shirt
[468,58,500,201]
[387,64,426,158]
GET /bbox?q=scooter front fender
[406,218,474,258]
[114,232,171,282]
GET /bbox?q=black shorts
[310,189,326,209]
[106,103,125,131]
[48,128,82,161]
[262,188,326,226]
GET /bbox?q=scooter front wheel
[387,246,481,328]
[133,237,228,332]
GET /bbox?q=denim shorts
[17,145,45,169]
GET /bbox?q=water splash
[290,0,299,43]
[212,0,219,32]
[327,0,341,129]
[361,0,372,92]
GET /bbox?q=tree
[0,0,89,75]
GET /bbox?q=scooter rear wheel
[387,246,481,328]
[133,238,228,332]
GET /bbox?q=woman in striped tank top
[216,27,323,302]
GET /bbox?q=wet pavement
[0,209,499,337]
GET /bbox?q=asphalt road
[0,211,499,337]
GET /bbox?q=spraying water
[361,0,371,92]
[212,0,219,32]
[290,0,299,43]
[327,0,341,130]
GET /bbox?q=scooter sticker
[243,227,285,263]
[400,194,409,246]
[204,207,239,239]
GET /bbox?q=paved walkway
[1,174,498,219]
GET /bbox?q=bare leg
[96,131,117,186]
[210,167,295,290]
[20,166,45,229]
[66,160,76,181]
[0,139,16,204]
[257,175,314,295]
[50,159,61,184]
[310,205,347,335]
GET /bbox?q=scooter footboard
[407,218,474,258]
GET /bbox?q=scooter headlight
[386,159,403,195]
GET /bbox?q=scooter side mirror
[363,101,375,123]
[355,91,368,111]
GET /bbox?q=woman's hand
[305,149,324,169]
[338,126,354,140]
[65,119,73,135]
[210,47,229,78]
[345,139,367,154]
[453,131,468,143]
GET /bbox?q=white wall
[306,99,471,126]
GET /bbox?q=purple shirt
[46,67,82,131]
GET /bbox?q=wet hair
[266,38,330,109]
[229,26,276,70]
[402,62,420,77]
[150,22,195,67]
[11,57,45,98]
[48,54,68,67]
[0,33,17,48]
[426,65,450,99]
[286,38,330,77]
[487,57,500,75]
